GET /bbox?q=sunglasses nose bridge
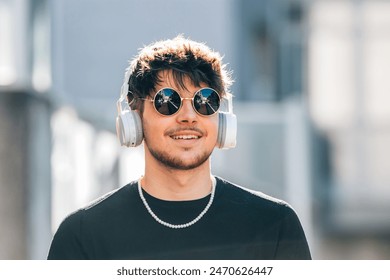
[181,97,194,106]
[177,97,198,117]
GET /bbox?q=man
[48,36,311,260]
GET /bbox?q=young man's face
[142,71,219,170]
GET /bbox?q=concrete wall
[0,91,52,259]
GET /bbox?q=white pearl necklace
[138,177,216,229]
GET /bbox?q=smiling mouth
[171,135,201,140]
[167,127,204,141]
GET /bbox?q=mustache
[165,126,204,136]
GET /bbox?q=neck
[141,159,213,201]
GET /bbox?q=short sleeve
[47,210,90,260]
[274,205,311,260]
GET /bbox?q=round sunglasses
[138,87,221,116]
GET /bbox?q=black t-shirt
[47,176,311,259]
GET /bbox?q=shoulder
[86,180,137,209]
[48,182,138,259]
[216,176,286,206]
[215,176,297,217]
[48,181,138,259]
[85,180,138,213]
[59,181,138,228]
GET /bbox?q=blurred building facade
[0,0,389,259]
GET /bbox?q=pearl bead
[138,177,216,229]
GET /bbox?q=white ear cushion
[130,110,143,146]
[116,115,127,146]
[217,112,226,148]
[217,112,237,149]
[116,110,143,147]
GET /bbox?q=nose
[176,98,197,124]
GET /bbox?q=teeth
[172,135,200,140]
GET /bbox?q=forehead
[155,70,208,93]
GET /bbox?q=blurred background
[1,0,390,260]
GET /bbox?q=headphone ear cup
[217,112,237,149]
[116,110,143,147]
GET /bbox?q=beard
[146,144,212,170]
[142,118,215,170]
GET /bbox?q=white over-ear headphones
[116,69,237,149]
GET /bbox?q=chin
[150,148,212,171]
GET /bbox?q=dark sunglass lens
[194,89,220,115]
[154,89,181,115]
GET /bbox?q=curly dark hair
[125,36,233,107]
